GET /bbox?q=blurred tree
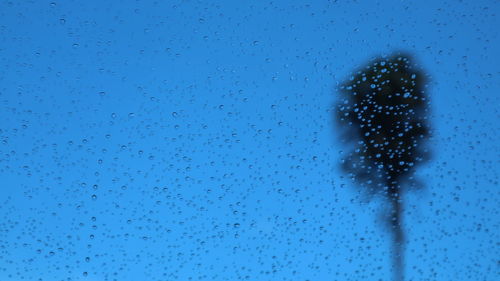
[336,52,431,281]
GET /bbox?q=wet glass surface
[0,1,498,280]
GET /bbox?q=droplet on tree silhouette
[335,51,432,281]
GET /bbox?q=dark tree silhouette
[336,52,431,281]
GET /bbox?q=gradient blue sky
[0,0,498,280]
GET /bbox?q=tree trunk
[389,183,405,281]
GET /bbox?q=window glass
[0,1,497,280]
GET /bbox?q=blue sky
[0,0,498,280]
